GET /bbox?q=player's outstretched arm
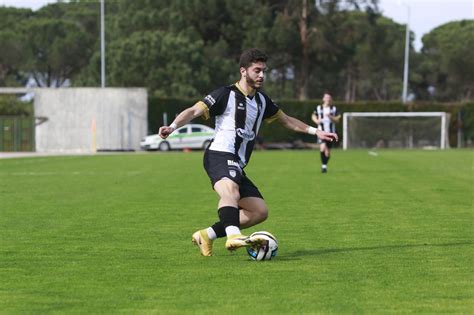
[158,102,206,139]
[277,111,338,142]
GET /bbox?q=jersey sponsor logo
[204,95,216,105]
[237,102,245,110]
[237,128,255,141]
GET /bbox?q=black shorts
[203,150,263,199]
[318,139,333,148]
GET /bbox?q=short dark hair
[239,48,268,68]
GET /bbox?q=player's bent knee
[252,207,268,224]
[259,209,269,222]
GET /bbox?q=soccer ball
[246,231,278,261]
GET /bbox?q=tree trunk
[297,0,309,100]
[32,73,43,87]
[351,74,357,102]
[0,64,9,86]
[373,87,382,101]
[47,65,51,87]
[344,63,358,102]
[462,88,472,101]
[373,76,385,101]
[345,65,353,102]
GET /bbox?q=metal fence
[0,116,35,152]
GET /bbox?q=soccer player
[311,93,341,173]
[159,48,338,256]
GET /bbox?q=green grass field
[0,150,472,313]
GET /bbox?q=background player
[311,93,341,173]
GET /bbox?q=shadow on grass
[282,241,473,259]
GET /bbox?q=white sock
[225,226,241,237]
[206,227,217,240]
[322,164,327,169]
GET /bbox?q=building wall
[34,88,147,153]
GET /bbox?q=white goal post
[343,112,449,150]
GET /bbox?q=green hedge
[461,103,474,142]
[149,97,472,147]
[0,95,33,116]
[2,94,471,147]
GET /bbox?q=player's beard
[246,76,264,90]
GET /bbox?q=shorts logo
[227,160,240,168]
[229,170,237,178]
[237,128,255,141]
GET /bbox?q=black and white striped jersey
[314,105,337,133]
[198,83,281,168]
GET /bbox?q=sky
[378,0,473,50]
[0,0,473,51]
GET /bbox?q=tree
[104,30,209,97]
[21,19,91,87]
[419,20,474,101]
[0,31,25,86]
[338,12,409,101]
[0,7,33,86]
[259,0,381,100]
[4,0,470,102]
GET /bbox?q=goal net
[343,112,449,150]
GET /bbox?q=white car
[140,124,214,151]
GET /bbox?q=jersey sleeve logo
[204,95,216,106]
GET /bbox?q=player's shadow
[282,241,473,259]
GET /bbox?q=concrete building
[34,88,147,153]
